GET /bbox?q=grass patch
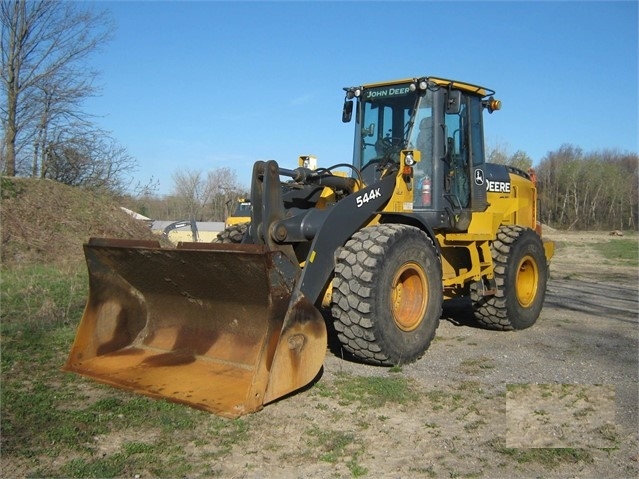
[51,440,192,478]
[506,383,531,393]
[203,417,251,458]
[0,264,87,330]
[305,425,368,477]
[307,426,355,463]
[493,444,594,467]
[323,372,420,407]
[458,356,495,374]
[592,238,638,266]
[1,375,203,458]
[426,386,484,412]
[1,263,254,478]
[57,454,131,479]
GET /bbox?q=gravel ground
[242,230,639,479]
[321,232,638,421]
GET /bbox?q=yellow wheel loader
[216,198,251,243]
[224,198,251,228]
[64,76,554,418]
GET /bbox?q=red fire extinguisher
[421,176,431,207]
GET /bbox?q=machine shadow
[441,297,492,329]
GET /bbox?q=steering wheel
[375,137,405,155]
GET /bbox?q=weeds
[596,423,621,444]
[305,425,368,477]
[330,372,420,407]
[458,356,496,374]
[312,371,420,408]
[493,444,594,467]
[57,455,130,479]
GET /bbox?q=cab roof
[360,76,495,98]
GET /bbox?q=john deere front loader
[64,76,554,418]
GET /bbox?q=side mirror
[446,90,462,114]
[363,123,375,137]
[342,100,353,123]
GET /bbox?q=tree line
[123,167,248,223]
[488,143,638,231]
[535,145,637,231]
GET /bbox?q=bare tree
[206,167,245,221]
[1,0,113,177]
[170,167,246,221]
[171,169,216,221]
[31,69,96,178]
[45,133,136,194]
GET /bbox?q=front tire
[331,224,443,366]
[471,225,548,330]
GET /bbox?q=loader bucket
[63,238,327,418]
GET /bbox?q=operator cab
[343,77,501,231]
[231,199,251,217]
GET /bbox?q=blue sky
[87,1,638,195]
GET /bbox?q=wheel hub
[516,254,539,307]
[391,262,428,332]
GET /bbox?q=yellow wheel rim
[391,262,428,332]
[516,254,539,308]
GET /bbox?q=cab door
[443,91,488,229]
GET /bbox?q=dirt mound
[1,177,159,268]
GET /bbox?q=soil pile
[1,177,158,268]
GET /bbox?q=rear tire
[471,225,548,330]
[331,224,442,366]
[214,223,248,243]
